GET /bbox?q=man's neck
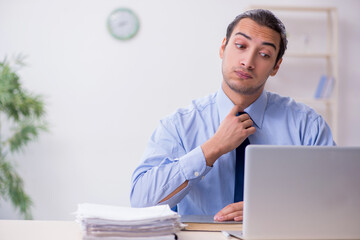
[222,81,263,110]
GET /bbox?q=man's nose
[240,50,256,70]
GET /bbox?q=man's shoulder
[163,92,218,122]
[266,91,319,118]
[265,92,335,145]
[173,92,217,115]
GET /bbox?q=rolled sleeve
[130,93,219,210]
[179,146,211,180]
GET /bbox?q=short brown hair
[225,9,288,65]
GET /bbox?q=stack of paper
[75,203,182,240]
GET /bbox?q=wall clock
[107,8,140,40]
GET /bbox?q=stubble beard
[223,75,266,96]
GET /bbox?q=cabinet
[249,6,339,141]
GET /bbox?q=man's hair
[225,9,288,65]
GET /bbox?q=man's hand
[201,105,255,166]
[214,201,243,222]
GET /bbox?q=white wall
[0,0,359,220]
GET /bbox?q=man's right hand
[214,201,244,222]
[201,105,256,166]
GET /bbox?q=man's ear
[270,58,283,76]
[219,37,227,59]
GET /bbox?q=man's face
[220,18,282,97]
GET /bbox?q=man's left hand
[213,201,243,222]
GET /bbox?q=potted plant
[0,56,47,219]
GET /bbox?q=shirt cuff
[178,146,211,180]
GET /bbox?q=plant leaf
[0,59,46,121]
[0,159,33,219]
[7,120,48,153]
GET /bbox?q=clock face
[107,8,140,40]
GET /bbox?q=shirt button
[194,171,199,177]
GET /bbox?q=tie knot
[237,112,247,117]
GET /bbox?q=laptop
[227,145,360,239]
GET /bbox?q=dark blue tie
[234,112,250,203]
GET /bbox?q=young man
[130,9,335,222]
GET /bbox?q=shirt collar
[217,86,267,129]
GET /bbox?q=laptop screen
[242,145,360,239]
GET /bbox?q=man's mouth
[235,70,252,79]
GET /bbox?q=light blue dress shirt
[130,87,335,215]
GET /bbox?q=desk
[0,220,238,240]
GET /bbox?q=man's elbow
[130,186,157,208]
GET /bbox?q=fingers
[206,105,255,162]
[236,113,249,122]
[216,211,243,222]
[217,202,243,215]
[230,105,244,116]
[239,116,253,129]
[246,125,256,135]
[214,210,243,222]
[230,106,252,127]
[214,202,244,222]
[237,114,255,135]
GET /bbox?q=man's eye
[260,52,270,58]
[235,43,245,49]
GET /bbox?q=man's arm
[130,118,209,208]
[131,105,255,208]
[306,115,336,146]
[159,180,188,203]
[159,105,256,203]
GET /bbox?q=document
[76,203,182,239]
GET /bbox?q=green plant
[0,56,47,219]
